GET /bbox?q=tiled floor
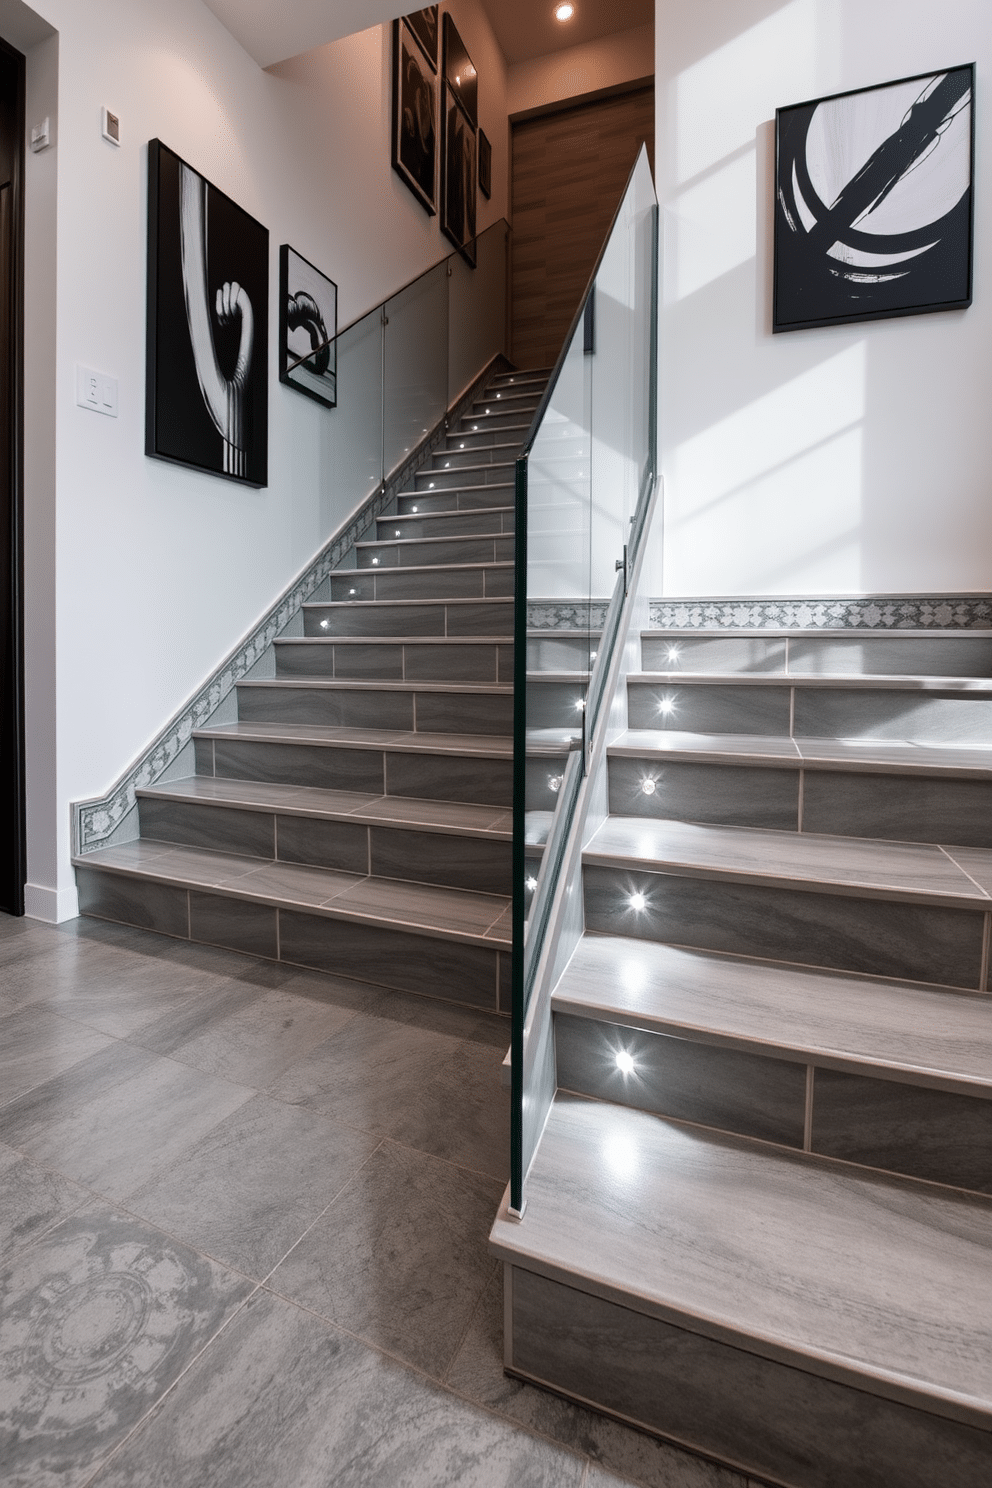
[0,912,757,1488]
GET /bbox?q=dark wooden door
[510,85,654,371]
[0,39,24,915]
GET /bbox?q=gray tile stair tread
[631,670,992,692]
[355,532,513,551]
[138,777,511,836]
[644,627,992,639]
[303,597,513,611]
[335,560,514,575]
[490,1093,992,1424]
[397,484,514,498]
[554,935,992,1092]
[610,729,992,776]
[385,505,514,519]
[276,635,514,645]
[237,678,512,695]
[73,842,510,945]
[194,721,513,756]
[583,816,992,903]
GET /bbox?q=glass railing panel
[323,308,384,530]
[448,221,509,404]
[382,261,449,479]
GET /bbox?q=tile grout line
[803,1066,815,1152]
[982,913,991,993]
[796,768,804,834]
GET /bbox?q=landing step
[492,1095,992,1439]
[610,729,992,777]
[583,816,992,908]
[554,936,992,1094]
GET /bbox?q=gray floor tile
[0,1041,253,1201]
[269,1011,509,1179]
[0,1143,91,1264]
[125,1094,378,1279]
[267,1140,502,1378]
[447,1270,747,1488]
[0,1203,253,1488]
[84,1289,584,1488]
[0,1006,114,1109]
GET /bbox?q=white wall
[10,0,508,919]
[655,0,992,598]
[508,23,653,118]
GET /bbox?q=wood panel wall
[510,86,655,372]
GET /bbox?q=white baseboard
[24,882,80,924]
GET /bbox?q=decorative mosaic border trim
[648,596,992,631]
[527,601,610,631]
[73,356,511,855]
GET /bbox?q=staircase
[492,625,992,1487]
[74,367,549,1013]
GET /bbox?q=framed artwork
[443,12,478,127]
[774,66,974,333]
[406,5,438,70]
[478,128,492,200]
[146,139,268,487]
[392,17,438,215]
[279,245,338,409]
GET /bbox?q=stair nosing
[356,532,514,551]
[237,678,512,694]
[304,597,513,610]
[608,730,992,779]
[192,721,513,755]
[277,635,513,645]
[631,671,992,692]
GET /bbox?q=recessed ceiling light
[555,2,575,20]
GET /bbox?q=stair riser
[458,408,531,432]
[136,797,511,896]
[376,510,514,540]
[526,679,588,730]
[276,641,513,685]
[440,425,522,452]
[470,394,541,417]
[328,565,512,602]
[554,1012,992,1194]
[235,682,513,736]
[627,681,992,746]
[357,535,514,568]
[396,488,513,515]
[415,464,514,492]
[528,635,600,671]
[433,443,518,468]
[607,756,992,848]
[194,735,513,807]
[505,1266,992,1488]
[303,599,512,638]
[582,863,989,991]
[76,868,506,1013]
[643,631,992,678]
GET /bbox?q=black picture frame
[443,12,478,128]
[392,18,437,216]
[146,139,268,487]
[279,245,338,409]
[478,127,492,200]
[442,85,477,267]
[774,65,975,333]
[406,5,438,70]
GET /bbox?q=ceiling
[478,0,654,67]
[202,0,654,71]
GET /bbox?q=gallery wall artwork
[146,139,268,487]
[774,66,974,333]
[442,11,478,265]
[279,246,338,408]
[478,128,492,200]
[392,8,439,215]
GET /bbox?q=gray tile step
[608,731,992,847]
[396,487,515,516]
[643,628,992,678]
[490,368,553,387]
[581,816,992,991]
[627,673,992,745]
[434,436,526,464]
[492,1094,992,1485]
[469,391,542,415]
[235,678,513,736]
[275,636,512,685]
[355,532,514,569]
[553,935,992,1193]
[303,597,513,638]
[457,407,534,434]
[528,632,601,671]
[135,779,510,896]
[414,462,514,492]
[74,846,509,1014]
[376,508,514,542]
[193,721,513,808]
[328,560,512,602]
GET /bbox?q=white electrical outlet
[76,365,118,418]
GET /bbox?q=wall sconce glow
[555,2,575,20]
[658,697,676,715]
[629,892,647,911]
[641,779,656,795]
[526,876,538,891]
[616,1050,635,1075]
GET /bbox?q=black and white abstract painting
[279,245,337,409]
[146,140,268,486]
[774,66,974,332]
[392,18,438,215]
[406,5,438,70]
[441,13,478,266]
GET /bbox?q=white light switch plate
[76,364,118,417]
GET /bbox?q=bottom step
[491,1094,992,1488]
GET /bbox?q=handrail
[516,146,650,462]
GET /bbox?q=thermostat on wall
[101,107,120,146]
